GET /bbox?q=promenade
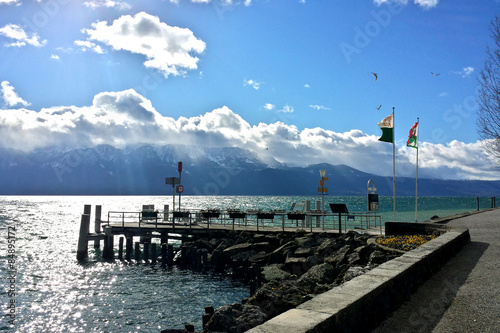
[372,208,500,333]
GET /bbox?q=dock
[76,203,382,262]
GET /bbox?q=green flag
[377,113,394,143]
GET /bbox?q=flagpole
[392,107,396,221]
[415,117,419,222]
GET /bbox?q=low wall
[247,222,470,333]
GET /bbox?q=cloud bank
[0,88,497,180]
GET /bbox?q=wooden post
[126,237,132,261]
[203,306,214,329]
[76,214,90,261]
[103,227,113,260]
[135,242,141,263]
[167,244,174,267]
[477,197,480,211]
[144,242,149,263]
[118,237,124,260]
[94,205,102,249]
[161,243,167,268]
[108,235,114,259]
[84,204,91,216]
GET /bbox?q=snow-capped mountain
[0,144,498,196]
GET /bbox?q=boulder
[341,266,369,283]
[203,303,267,333]
[368,250,391,265]
[247,280,311,318]
[269,241,297,264]
[324,244,351,266]
[284,256,309,276]
[297,263,339,289]
[261,264,291,282]
[317,238,343,257]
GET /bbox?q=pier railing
[105,209,382,233]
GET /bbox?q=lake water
[0,195,496,332]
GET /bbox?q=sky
[0,0,499,181]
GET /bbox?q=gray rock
[324,244,351,266]
[294,245,315,257]
[203,303,267,333]
[269,241,297,264]
[297,263,338,289]
[261,264,291,282]
[341,265,368,283]
[284,256,309,277]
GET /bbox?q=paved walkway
[372,208,500,333]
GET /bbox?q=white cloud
[0,89,497,180]
[304,84,310,88]
[74,40,105,54]
[0,24,47,47]
[263,103,275,110]
[1,81,30,107]
[415,0,438,8]
[80,12,206,77]
[0,0,20,5]
[309,105,331,111]
[243,79,262,90]
[457,66,474,78]
[50,54,60,60]
[278,105,294,113]
[84,0,131,10]
[374,0,438,9]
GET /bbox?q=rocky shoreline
[161,229,402,333]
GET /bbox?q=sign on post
[165,177,180,185]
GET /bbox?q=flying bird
[371,72,378,81]
[377,104,382,110]
[431,72,440,77]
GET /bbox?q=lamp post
[319,170,327,228]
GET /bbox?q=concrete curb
[247,223,470,333]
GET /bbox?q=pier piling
[135,242,140,263]
[161,243,167,268]
[94,205,102,249]
[126,237,132,261]
[118,237,124,260]
[144,242,149,263]
[76,214,90,261]
[167,244,174,267]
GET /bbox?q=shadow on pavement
[371,240,489,333]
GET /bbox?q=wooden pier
[76,204,382,262]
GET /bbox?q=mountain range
[0,144,498,196]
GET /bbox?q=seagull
[431,72,440,77]
[371,72,378,81]
[377,104,382,110]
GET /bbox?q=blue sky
[1,0,499,180]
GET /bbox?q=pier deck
[76,204,383,261]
